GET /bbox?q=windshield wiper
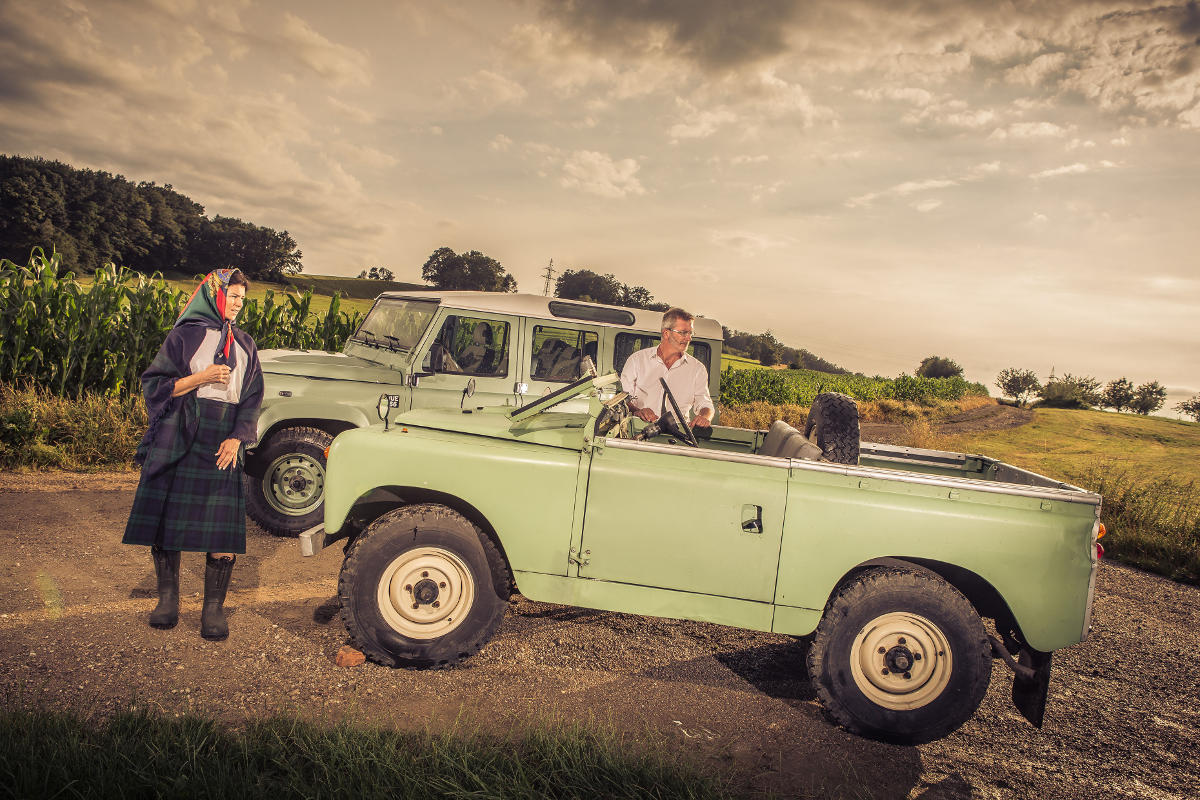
[352,329,381,348]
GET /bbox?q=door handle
[741,504,763,534]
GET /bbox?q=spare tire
[803,392,860,464]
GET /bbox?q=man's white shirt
[619,347,714,421]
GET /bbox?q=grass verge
[946,408,1200,585]
[0,707,738,800]
[0,383,142,470]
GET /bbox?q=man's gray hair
[660,307,695,332]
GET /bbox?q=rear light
[1096,542,1105,559]
[323,446,330,460]
[1096,523,1106,539]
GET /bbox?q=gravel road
[0,471,1196,799]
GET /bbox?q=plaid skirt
[122,398,246,553]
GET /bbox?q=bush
[995,368,1040,407]
[0,383,144,469]
[1036,374,1101,409]
[1176,394,1200,422]
[916,356,963,379]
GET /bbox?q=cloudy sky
[2,0,1198,408]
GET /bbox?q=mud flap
[1012,648,1053,728]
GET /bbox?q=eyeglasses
[667,328,694,338]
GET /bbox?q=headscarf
[176,269,240,368]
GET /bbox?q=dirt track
[1,471,1197,799]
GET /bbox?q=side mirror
[460,378,476,409]
[377,393,401,430]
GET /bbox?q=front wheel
[807,567,992,744]
[245,426,332,536]
[338,504,512,668]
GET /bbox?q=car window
[530,326,598,382]
[424,315,510,377]
[352,298,437,351]
[614,333,711,375]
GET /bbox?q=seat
[759,420,799,457]
[777,433,824,461]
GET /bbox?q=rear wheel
[338,504,511,668]
[807,568,992,744]
[804,392,860,464]
[245,427,332,536]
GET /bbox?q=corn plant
[1,250,358,397]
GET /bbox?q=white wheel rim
[849,611,953,711]
[376,547,475,640]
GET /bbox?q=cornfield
[719,366,989,407]
[0,249,362,397]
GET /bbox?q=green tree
[358,266,394,280]
[1100,377,1135,413]
[916,356,963,379]
[421,247,516,292]
[555,269,623,305]
[1176,394,1200,422]
[996,368,1040,407]
[1130,381,1167,415]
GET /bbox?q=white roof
[375,290,723,339]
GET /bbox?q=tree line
[0,155,303,280]
[995,368,1174,416]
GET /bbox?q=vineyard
[0,250,361,398]
[719,365,989,407]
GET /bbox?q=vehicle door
[519,320,601,410]
[577,440,788,602]
[410,311,521,411]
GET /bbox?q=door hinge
[568,548,591,567]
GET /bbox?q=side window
[531,326,598,382]
[614,333,659,376]
[423,315,510,377]
[614,333,711,375]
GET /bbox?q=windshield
[352,298,437,351]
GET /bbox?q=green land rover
[299,372,1103,745]
[244,292,722,535]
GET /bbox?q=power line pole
[540,259,557,296]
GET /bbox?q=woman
[122,269,263,641]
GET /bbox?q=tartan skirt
[122,398,246,553]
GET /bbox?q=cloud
[451,69,528,111]
[1030,163,1089,179]
[709,229,787,257]
[1004,52,1069,87]
[845,162,1001,209]
[989,121,1071,140]
[559,150,646,198]
[536,0,804,72]
[279,13,370,86]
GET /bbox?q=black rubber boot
[200,555,236,641]
[149,546,181,630]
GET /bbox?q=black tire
[338,504,512,668]
[245,426,333,537]
[807,568,992,745]
[804,392,860,464]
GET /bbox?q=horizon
[2,1,1197,415]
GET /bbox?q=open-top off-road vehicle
[301,373,1102,744]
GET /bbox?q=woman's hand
[215,438,241,470]
[198,363,231,385]
[172,364,232,397]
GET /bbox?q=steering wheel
[656,378,698,447]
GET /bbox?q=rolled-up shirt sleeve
[689,366,714,418]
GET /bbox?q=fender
[252,398,374,448]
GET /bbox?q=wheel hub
[412,578,439,605]
[376,547,475,640]
[885,645,915,674]
[264,454,325,516]
[850,612,953,711]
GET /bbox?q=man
[619,307,714,428]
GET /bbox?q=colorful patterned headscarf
[176,269,239,367]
